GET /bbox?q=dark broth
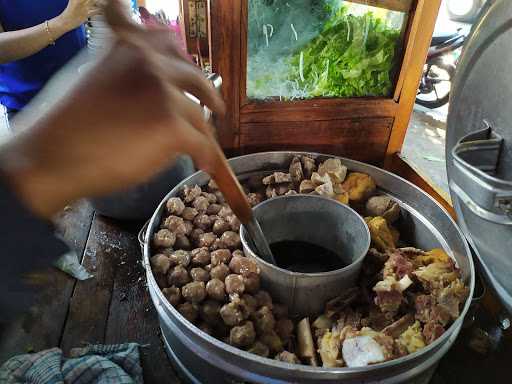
[270,240,347,273]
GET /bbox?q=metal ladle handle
[203,74,276,265]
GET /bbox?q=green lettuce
[288,7,401,98]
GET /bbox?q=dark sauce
[270,240,347,273]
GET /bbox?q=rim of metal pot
[239,194,371,278]
[143,151,475,375]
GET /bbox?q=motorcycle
[415,28,466,109]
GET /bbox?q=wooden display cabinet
[206,0,442,165]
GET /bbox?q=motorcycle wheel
[416,61,455,109]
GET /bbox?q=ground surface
[401,104,451,201]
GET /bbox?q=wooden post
[384,0,442,168]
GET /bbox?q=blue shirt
[0,1,86,111]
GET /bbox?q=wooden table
[0,201,180,383]
[1,200,511,384]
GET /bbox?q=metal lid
[446,0,512,313]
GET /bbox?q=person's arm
[0,0,224,317]
[0,0,100,64]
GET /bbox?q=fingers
[165,57,225,116]
[168,86,214,137]
[89,0,105,15]
[104,0,140,34]
[170,116,219,175]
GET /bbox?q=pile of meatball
[150,155,469,367]
[150,180,294,359]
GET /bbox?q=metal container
[446,0,512,314]
[91,156,195,220]
[240,194,370,317]
[143,152,474,384]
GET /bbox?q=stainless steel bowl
[142,151,475,384]
[240,194,371,317]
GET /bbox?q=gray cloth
[0,343,144,384]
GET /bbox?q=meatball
[150,254,171,275]
[199,300,222,324]
[162,286,181,306]
[212,219,230,236]
[181,207,199,221]
[240,294,258,318]
[232,249,244,257]
[193,196,210,212]
[155,274,169,289]
[206,278,226,301]
[198,232,217,248]
[230,321,256,347]
[243,273,261,294]
[203,192,218,204]
[191,247,210,266]
[190,267,209,282]
[182,281,206,303]
[207,179,218,191]
[169,250,191,267]
[210,238,226,251]
[190,228,204,245]
[160,247,174,257]
[182,184,202,203]
[193,214,214,231]
[220,231,241,250]
[163,215,188,236]
[272,304,289,320]
[248,341,270,357]
[175,235,192,250]
[226,215,241,232]
[207,203,222,215]
[254,291,273,309]
[275,351,300,364]
[275,318,294,342]
[211,249,232,266]
[214,191,225,204]
[183,221,194,236]
[225,274,245,295]
[260,330,284,354]
[166,197,185,216]
[168,265,191,287]
[220,302,245,326]
[153,229,176,248]
[210,264,230,281]
[229,255,260,277]
[218,206,233,218]
[177,302,198,322]
[252,306,275,334]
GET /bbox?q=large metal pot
[143,152,475,384]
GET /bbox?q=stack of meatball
[150,181,295,358]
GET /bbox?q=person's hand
[0,0,225,219]
[59,0,103,30]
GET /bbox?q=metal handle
[450,121,512,224]
[203,73,222,122]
